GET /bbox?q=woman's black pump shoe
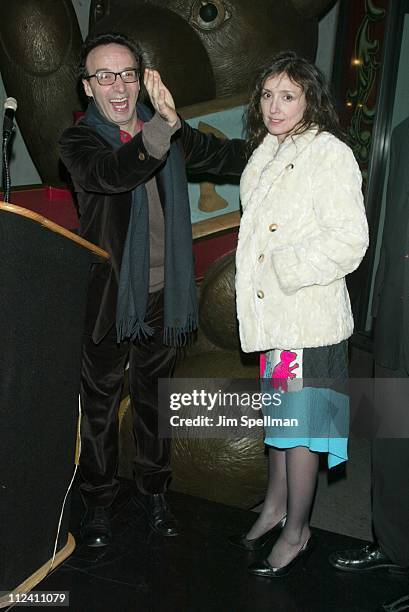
[229,516,286,552]
[248,534,315,577]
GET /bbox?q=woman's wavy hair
[244,51,343,154]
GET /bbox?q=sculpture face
[260,73,306,143]
[90,0,321,100]
[150,0,315,97]
[82,44,140,134]
[0,0,335,183]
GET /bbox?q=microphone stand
[2,98,17,203]
[2,130,12,203]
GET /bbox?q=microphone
[3,97,17,138]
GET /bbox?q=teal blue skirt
[260,342,349,469]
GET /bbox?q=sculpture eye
[190,1,231,30]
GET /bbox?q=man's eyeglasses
[85,69,139,86]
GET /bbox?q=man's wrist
[166,117,178,128]
[142,113,181,159]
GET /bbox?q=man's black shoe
[329,543,408,574]
[378,593,409,611]
[133,492,179,537]
[80,506,111,547]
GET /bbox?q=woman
[233,52,368,577]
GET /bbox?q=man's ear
[82,78,93,98]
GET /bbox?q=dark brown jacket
[59,115,246,343]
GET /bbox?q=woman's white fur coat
[235,128,369,352]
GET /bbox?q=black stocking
[267,445,318,567]
[246,446,287,540]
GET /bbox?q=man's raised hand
[144,68,178,127]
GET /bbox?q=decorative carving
[345,0,386,176]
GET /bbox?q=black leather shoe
[229,516,286,551]
[133,492,179,537]
[80,506,111,548]
[248,535,315,578]
[378,593,409,611]
[329,544,409,575]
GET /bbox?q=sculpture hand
[144,68,178,127]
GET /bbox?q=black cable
[2,132,11,203]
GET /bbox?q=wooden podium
[0,203,108,604]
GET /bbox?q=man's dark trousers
[79,289,176,507]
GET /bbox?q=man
[329,117,409,611]
[59,32,245,546]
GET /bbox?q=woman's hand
[144,68,178,127]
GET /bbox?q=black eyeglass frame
[84,69,140,86]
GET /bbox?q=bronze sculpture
[0,0,336,507]
[0,0,335,184]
